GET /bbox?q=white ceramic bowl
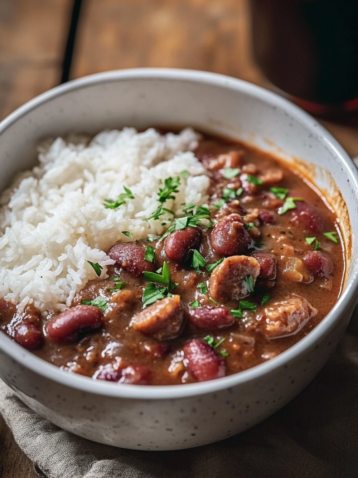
[0,69,357,451]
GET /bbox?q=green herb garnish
[305,237,316,245]
[104,186,134,209]
[279,197,304,215]
[198,282,208,294]
[236,187,244,197]
[247,175,263,186]
[145,205,175,221]
[143,261,172,285]
[240,300,256,311]
[158,176,181,203]
[223,168,240,179]
[261,294,271,305]
[244,222,255,230]
[81,297,107,310]
[87,261,103,277]
[181,170,189,178]
[144,246,155,263]
[142,283,167,307]
[223,188,236,200]
[230,308,243,318]
[270,187,288,200]
[206,258,224,274]
[254,242,264,248]
[107,280,126,293]
[212,198,226,210]
[121,231,133,238]
[323,231,339,244]
[191,250,205,271]
[314,240,321,250]
[242,275,255,293]
[190,300,200,308]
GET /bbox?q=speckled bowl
[0,69,357,450]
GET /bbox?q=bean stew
[0,133,345,385]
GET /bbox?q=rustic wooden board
[0,0,72,120]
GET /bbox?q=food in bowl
[0,127,344,386]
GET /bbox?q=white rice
[0,128,210,313]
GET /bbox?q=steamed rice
[0,128,210,312]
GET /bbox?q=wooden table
[0,0,358,476]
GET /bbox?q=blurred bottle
[249,0,358,117]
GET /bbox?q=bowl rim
[1,67,358,400]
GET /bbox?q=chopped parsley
[212,198,226,210]
[121,231,133,238]
[87,261,103,277]
[204,336,228,357]
[142,283,167,307]
[305,237,316,245]
[146,235,160,242]
[81,297,107,310]
[145,205,175,222]
[314,240,321,250]
[181,170,189,178]
[254,242,264,248]
[223,168,240,179]
[261,294,271,305]
[242,275,255,293]
[231,300,257,318]
[323,231,339,244]
[143,261,173,286]
[159,205,211,241]
[223,188,236,200]
[247,175,263,186]
[144,246,155,263]
[191,250,205,271]
[158,177,180,203]
[236,187,244,197]
[270,187,288,200]
[198,282,208,294]
[206,258,224,274]
[104,186,134,209]
[107,280,126,293]
[190,300,200,308]
[209,297,220,306]
[279,197,304,215]
[245,222,255,230]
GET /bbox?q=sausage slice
[131,295,185,340]
[261,294,317,339]
[209,255,260,303]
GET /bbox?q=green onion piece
[212,198,226,210]
[230,308,243,318]
[223,188,236,200]
[87,261,103,277]
[144,246,156,263]
[261,294,271,305]
[142,283,167,307]
[270,187,288,200]
[279,197,304,215]
[121,231,133,238]
[223,168,240,179]
[314,239,321,251]
[245,222,255,230]
[206,258,224,273]
[198,282,208,294]
[213,337,226,349]
[242,275,255,293]
[323,231,339,244]
[247,175,263,185]
[191,250,205,270]
[107,281,126,293]
[239,300,256,311]
[219,350,229,357]
[190,300,200,308]
[236,187,244,197]
[305,237,316,245]
[81,297,107,310]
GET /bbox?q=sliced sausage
[303,251,333,279]
[187,307,235,330]
[258,168,284,185]
[47,305,103,342]
[107,242,156,276]
[10,305,42,349]
[183,339,225,382]
[94,362,151,385]
[289,202,325,234]
[210,214,252,256]
[131,295,185,340]
[165,227,202,263]
[252,252,277,280]
[261,294,317,339]
[210,255,260,303]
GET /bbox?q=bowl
[0,69,357,451]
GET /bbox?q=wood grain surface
[1,0,358,477]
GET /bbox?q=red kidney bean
[187,306,235,330]
[131,295,185,341]
[47,305,103,342]
[142,341,170,358]
[183,339,225,382]
[107,243,156,276]
[11,306,42,350]
[165,227,202,263]
[210,214,252,256]
[289,202,325,234]
[94,363,151,385]
[259,209,276,225]
[303,251,333,279]
[252,252,277,280]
